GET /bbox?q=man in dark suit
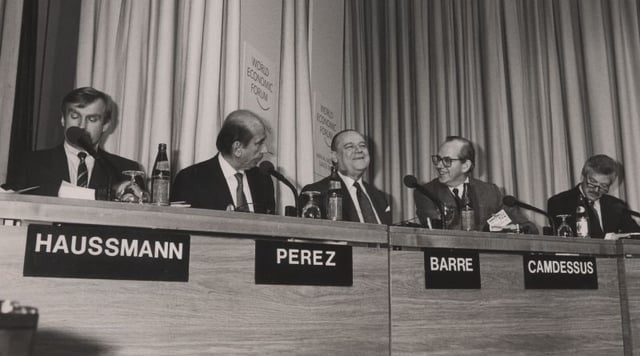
[171,110,275,214]
[547,154,640,238]
[6,87,140,199]
[414,136,537,233]
[301,129,391,225]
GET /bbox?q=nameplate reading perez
[255,240,352,286]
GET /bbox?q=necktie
[587,200,603,236]
[452,188,462,210]
[234,173,249,212]
[354,182,378,224]
[77,152,88,187]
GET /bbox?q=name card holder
[255,240,352,286]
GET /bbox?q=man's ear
[462,160,472,174]
[232,141,243,157]
[101,120,112,133]
[60,116,65,128]
[330,151,338,165]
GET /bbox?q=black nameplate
[255,240,352,286]
[523,255,597,289]
[24,224,190,282]
[424,248,481,289]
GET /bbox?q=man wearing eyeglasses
[547,154,640,238]
[414,136,537,232]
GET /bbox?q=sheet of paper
[58,181,95,200]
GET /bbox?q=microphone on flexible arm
[403,175,446,228]
[622,207,640,218]
[502,195,556,235]
[66,127,120,200]
[259,161,299,216]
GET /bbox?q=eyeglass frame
[583,175,611,193]
[431,155,464,168]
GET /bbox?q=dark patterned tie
[77,152,88,187]
[354,182,378,224]
[452,188,462,211]
[234,173,249,212]
[588,200,603,236]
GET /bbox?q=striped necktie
[77,152,88,187]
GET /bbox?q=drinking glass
[556,214,573,238]
[442,205,456,230]
[301,191,322,219]
[116,170,150,204]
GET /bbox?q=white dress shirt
[338,171,381,224]
[219,155,254,212]
[64,141,95,186]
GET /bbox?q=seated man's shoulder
[301,177,330,193]
[102,151,140,170]
[548,187,576,203]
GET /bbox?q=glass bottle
[327,165,343,221]
[460,182,475,231]
[151,143,170,206]
[576,198,590,238]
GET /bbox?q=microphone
[65,127,120,200]
[502,195,555,235]
[66,127,98,156]
[403,175,445,226]
[623,208,640,218]
[259,161,299,216]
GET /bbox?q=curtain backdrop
[24,0,640,226]
[344,0,640,226]
[0,0,24,184]
[75,0,234,175]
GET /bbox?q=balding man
[301,129,391,224]
[171,110,275,213]
[415,136,537,233]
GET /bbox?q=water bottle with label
[576,204,590,238]
[327,165,343,221]
[460,182,475,231]
[151,143,170,206]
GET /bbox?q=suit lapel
[52,145,71,183]
[340,177,360,222]
[212,155,234,209]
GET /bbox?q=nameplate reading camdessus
[523,254,597,289]
[255,240,352,286]
[24,224,190,282]
[424,248,481,289]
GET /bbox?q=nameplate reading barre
[523,255,597,289]
[24,224,190,282]
[424,248,481,289]
[255,240,352,286]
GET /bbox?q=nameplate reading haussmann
[23,224,190,282]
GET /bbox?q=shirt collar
[338,171,363,188]
[219,154,243,178]
[64,141,92,160]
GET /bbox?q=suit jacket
[170,154,275,214]
[6,144,140,198]
[415,177,538,233]
[301,176,392,225]
[547,185,640,238]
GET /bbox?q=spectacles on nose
[584,177,610,193]
[431,155,462,168]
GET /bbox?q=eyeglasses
[584,177,610,193]
[431,155,463,168]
